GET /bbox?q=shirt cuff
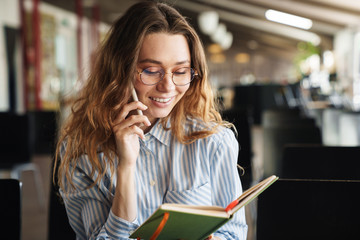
[104,209,139,239]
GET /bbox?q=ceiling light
[210,53,226,63]
[220,32,233,50]
[198,11,219,35]
[211,23,227,44]
[235,53,250,64]
[207,43,223,54]
[265,9,313,30]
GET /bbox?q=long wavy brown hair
[55,1,230,190]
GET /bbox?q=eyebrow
[138,58,190,65]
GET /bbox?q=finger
[116,124,145,140]
[131,125,146,140]
[113,102,148,124]
[113,115,151,132]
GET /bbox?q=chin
[151,110,172,119]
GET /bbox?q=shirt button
[150,180,156,186]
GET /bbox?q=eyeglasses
[137,67,197,86]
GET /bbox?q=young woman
[55,1,248,239]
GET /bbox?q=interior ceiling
[42,0,360,60]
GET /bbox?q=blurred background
[1,0,360,240]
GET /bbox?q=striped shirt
[60,118,248,240]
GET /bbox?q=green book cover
[130,175,278,240]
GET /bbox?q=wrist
[113,166,137,221]
[117,160,137,172]
[116,165,136,183]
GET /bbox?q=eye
[143,67,163,75]
[174,67,190,75]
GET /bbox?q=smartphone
[131,83,143,116]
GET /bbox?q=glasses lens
[140,67,164,85]
[173,67,194,86]
[139,67,195,86]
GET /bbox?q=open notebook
[130,175,278,240]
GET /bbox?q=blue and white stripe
[60,119,248,240]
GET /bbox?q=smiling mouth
[150,97,172,103]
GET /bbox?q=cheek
[134,83,152,100]
[177,85,190,96]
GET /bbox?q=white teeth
[150,97,171,103]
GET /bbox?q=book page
[228,175,278,215]
[161,203,230,218]
[159,175,278,218]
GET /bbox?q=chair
[48,159,76,240]
[0,112,45,209]
[279,144,360,180]
[257,179,360,240]
[262,107,316,128]
[262,125,322,177]
[221,107,253,189]
[261,107,322,177]
[28,111,58,154]
[233,84,282,124]
[0,179,22,240]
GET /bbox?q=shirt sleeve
[209,128,248,240]
[59,150,140,240]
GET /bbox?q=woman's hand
[205,235,222,240]
[112,101,151,168]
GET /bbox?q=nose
[157,72,176,92]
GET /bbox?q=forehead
[138,33,191,65]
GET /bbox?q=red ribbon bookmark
[225,199,239,213]
[137,212,170,240]
[150,212,170,240]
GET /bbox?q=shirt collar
[144,119,172,147]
